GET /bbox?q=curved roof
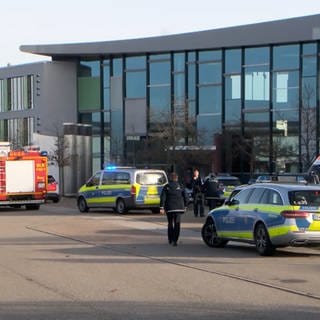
[20,14,320,59]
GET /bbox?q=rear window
[136,172,167,185]
[289,190,320,206]
[218,178,241,187]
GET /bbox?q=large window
[225,49,242,125]
[125,56,146,99]
[148,54,171,126]
[0,117,34,148]
[272,45,299,109]
[197,50,222,141]
[78,60,101,111]
[187,52,196,119]
[244,47,270,108]
[0,75,34,112]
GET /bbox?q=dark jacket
[203,176,219,199]
[160,181,188,213]
[191,176,203,196]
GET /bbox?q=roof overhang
[20,14,320,59]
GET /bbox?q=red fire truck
[0,144,48,210]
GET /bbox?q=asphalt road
[1,198,320,319]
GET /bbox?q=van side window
[115,172,130,184]
[87,172,101,186]
[102,172,115,185]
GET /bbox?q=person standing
[203,173,219,210]
[191,168,204,217]
[160,172,188,246]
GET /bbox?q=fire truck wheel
[26,204,40,210]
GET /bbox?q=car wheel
[116,199,126,214]
[78,197,89,213]
[151,208,160,214]
[254,223,275,256]
[201,218,228,248]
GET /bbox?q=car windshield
[136,172,167,185]
[289,190,320,206]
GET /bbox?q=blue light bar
[105,165,117,170]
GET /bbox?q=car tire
[254,223,275,256]
[116,199,126,214]
[78,197,89,213]
[151,208,160,214]
[201,218,228,248]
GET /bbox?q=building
[1,13,320,185]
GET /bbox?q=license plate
[146,195,158,199]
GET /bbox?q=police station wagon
[77,167,168,214]
[201,183,320,255]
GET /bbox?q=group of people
[160,168,220,246]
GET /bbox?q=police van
[77,166,168,214]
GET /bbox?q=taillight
[281,210,309,218]
[131,185,136,195]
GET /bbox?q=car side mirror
[225,198,239,206]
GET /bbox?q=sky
[1,0,320,67]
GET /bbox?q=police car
[201,183,320,255]
[77,167,168,214]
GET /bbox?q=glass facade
[1,18,317,182]
[75,41,320,178]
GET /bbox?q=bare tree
[48,133,71,196]
[300,82,317,170]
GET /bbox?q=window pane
[225,100,241,124]
[188,62,196,99]
[199,50,221,61]
[174,73,185,103]
[302,43,317,55]
[197,114,221,145]
[199,86,222,114]
[78,60,101,111]
[113,58,123,76]
[245,47,269,65]
[273,45,299,70]
[149,86,170,121]
[302,56,316,77]
[302,77,317,108]
[149,61,170,85]
[126,71,146,98]
[187,51,196,62]
[244,68,270,102]
[225,49,241,73]
[126,56,146,70]
[149,53,170,61]
[273,71,299,108]
[199,62,221,84]
[225,75,241,100]
[174,53,185,72]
